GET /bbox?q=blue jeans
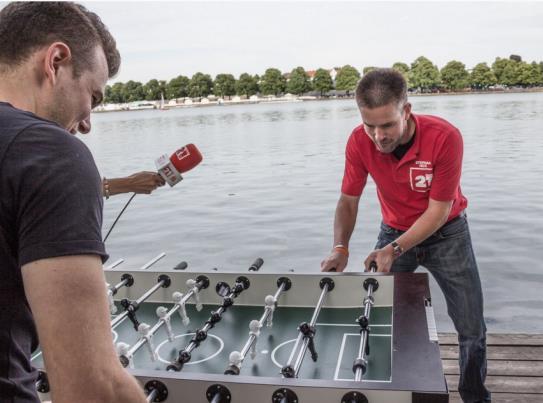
[376,213,491,403]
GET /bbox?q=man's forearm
[394,200,452,252]
[333,195,359,248]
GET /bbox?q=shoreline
[94,87,543,113]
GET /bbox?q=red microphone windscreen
[169,144,203,174]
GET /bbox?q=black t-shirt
[0,102,108,402]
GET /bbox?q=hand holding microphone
[103,144,202,242]
[155,144,203,187]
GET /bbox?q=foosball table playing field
[33,257,449,403]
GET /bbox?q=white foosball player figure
[186,278,203,311]
[249,320,261,359]
[265,295,276,327]
[172,292,190,326]
[116,342,134,368]
[156,306,174,342]
[229,350,242,370]
[106,283,117,314]
[138,323,157,362]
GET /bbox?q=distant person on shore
[321,69,490,403]
[102,171,165,198]
[0,2,147,403]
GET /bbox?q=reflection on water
[82,92,543,333]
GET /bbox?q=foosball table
[33,256,448,403]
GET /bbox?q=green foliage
[286,66,312,95]
[363,66,377,75]
[491,57,511,83]
[517,62,543,87]
[214,74,237,98]
[313,68,333,96]
[500,62,519,86]
[440,61,469,91]
[392,62,409,75]
[123,81,145,102]
[236,73,259,97]
[335,65,360,95]
[143,79,167,101]
[166,75,190,99]
[392,62,410,86]
[470,63,497,89]
[188,72,213,98]
[260,68,286,96]
[408,56,440,91]
[105,82,125,104]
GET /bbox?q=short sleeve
[5,124,108,266]
[429,129,463,202]
[341,130,368,196]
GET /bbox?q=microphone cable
[103,193,136,243]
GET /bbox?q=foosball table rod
[281,277,335,378]
[167,276,250,372]
[353,261,378,382]
[111,274,171,330]
[118,276,210,366]
[225,276,292,375]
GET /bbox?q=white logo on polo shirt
[410,163,433,192]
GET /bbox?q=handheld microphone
[155,144,203,186]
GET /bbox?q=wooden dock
[439,333,543,402]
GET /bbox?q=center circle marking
[155,333,224,365]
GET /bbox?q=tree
[312,68,333,96]
[236,73,259,97]
[166,75,190,99]
[143,79,166,101]
[440,60,469,91]
[214,74,237,99]
[286,66,312,95]
[188,72,213,98]
[260,68,286,96]
[392,62,410,86]
[392,62,409,75]
[500,61,519,86]
[335,64,360,95]
[492,57,512,83]
[362,66,376,75]
[122,80,145,102]
[469,63,497,89]
[517,61,542,87]
[408,56,440,91]
[108,82,126,103]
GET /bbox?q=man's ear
[403,102,412,120]
[43,42,72,85]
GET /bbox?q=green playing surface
[33,302,392,382]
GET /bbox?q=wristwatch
[390,241,404,258]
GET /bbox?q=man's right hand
[321,251,348,272]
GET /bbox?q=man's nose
[374,127,386,141]
[78,118,91,134]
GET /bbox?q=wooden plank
[442,359,543,377]
[438,333,543,346]
[439,345,543,361]
[446,375,543,394]
[449,392,543,403]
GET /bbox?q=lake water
[81,92,543,333]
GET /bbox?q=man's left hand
[364,245,395,272]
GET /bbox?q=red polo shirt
[341,113,467,231]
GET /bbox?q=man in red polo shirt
[321,69,490,403]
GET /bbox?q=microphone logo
[175,146,191,160]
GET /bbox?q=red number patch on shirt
[409,167,433,192]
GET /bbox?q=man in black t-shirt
[0,3,147,403]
